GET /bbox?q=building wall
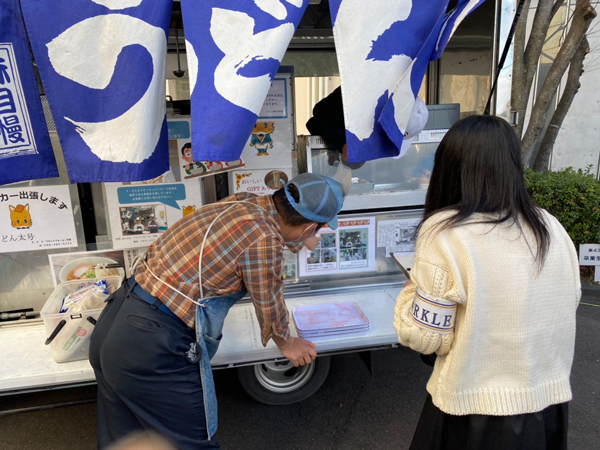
[551,10,600,175]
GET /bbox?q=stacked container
[40,276,122,363]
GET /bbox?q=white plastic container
[40,276,122,363]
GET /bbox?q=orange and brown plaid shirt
[134,193,300,346]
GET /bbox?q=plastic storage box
[40,276,122,363]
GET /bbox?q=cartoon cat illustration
[9,204,32,229]
[249,122,275,156]
[182,205,196,217]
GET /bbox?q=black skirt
[409,394,569,450]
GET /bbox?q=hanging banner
[20,0,172,183]
[0,0,58,185]
[168,118,245,180]
[0,184,77,253]
[105,181,203,249]
[180,0,309,162]
[329,0,484,163]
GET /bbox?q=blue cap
[284,173,344,229]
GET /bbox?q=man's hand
[273,336,317,367]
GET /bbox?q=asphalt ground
[1,290,599,450]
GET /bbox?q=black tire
[237,356,331,405]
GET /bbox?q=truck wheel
[237,356,331,405]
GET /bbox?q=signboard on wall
[105,181,203,249]
[0,184,77,253]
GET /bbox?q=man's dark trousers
[89,283,221,449]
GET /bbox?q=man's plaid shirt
[134,193,300,346]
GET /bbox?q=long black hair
[421,115,550,265]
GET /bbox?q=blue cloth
[20,0,171,183]
[127,276,179,320]
[328,0,485,163]
[0,0,58,185]
[180,0,309,162]
[195,289,248,440]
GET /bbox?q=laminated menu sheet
[292,302,370,339]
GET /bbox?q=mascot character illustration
[249,122,275,156]
[9,204,32,229]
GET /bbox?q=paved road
[1,298,599,450]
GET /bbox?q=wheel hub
[253,361,316,393]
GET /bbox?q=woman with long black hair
[394,115,581,450]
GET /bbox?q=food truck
[0,0,513,406]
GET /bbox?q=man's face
[282,223,318,244]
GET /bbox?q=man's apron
[194,289,247,439]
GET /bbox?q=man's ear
[306,223,318,233]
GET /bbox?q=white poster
[232,168,293,196]
[299,217,376,277]
[283,248,298,282]
[105,181,203,249]
[377,218,420,255]
[0,184,77,253]
[258,77,289,118]
[239,74,294,171]
[169,118,246,180]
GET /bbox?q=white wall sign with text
[232,168,293,196]
[299,216,376,277]
[0,184,77,253]
[105,181,203,249]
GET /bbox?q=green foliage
[525,166,600,250]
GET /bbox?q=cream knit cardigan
[394,209,581,416]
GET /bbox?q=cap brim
[391,136,415,160]
[327,217,338,230]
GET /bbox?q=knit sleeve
[393,215,464,355]
[394,261,460,354]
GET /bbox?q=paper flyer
[105,181,203,249]
[283,248,298,282]
[238,75,294,171]
[232,168,293,196]
[0,184,77,253]
[169,118,245,180]
[377,218,420,255]
[299,217,376,277]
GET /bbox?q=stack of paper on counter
[292,302,370,339]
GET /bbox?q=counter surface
[0,288,401,394]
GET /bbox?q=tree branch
[532,36,589,170]
[521,0,597,166]
[513,0,554,139]
[511,0,530,136]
